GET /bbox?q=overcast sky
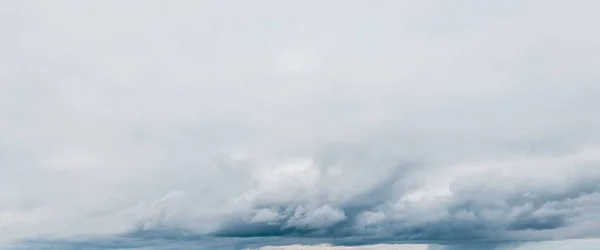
[1,0,600,249]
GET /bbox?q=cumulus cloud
[1,0,600,249]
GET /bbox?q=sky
[1,0,600,249]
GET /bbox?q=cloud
[259,244,428,250]
[1,0,600,249]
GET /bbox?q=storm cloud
[1,0,600,249]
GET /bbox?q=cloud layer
[1,0,600,249]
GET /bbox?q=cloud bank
[1,0,600,249]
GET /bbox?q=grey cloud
[1,0,600,249]
[204,148,600,242]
